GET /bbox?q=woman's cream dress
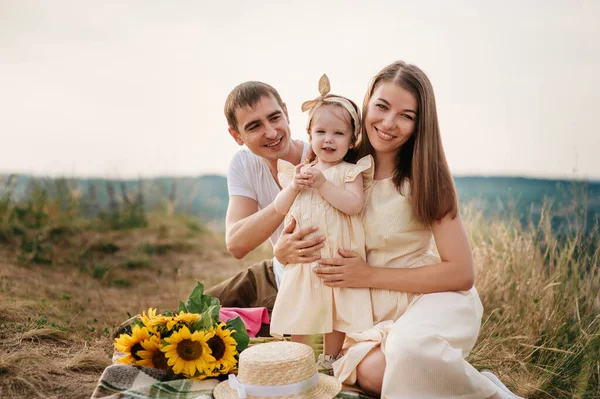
[333,178,498,399]
[270,156,374,335]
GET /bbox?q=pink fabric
[219,307,270,338]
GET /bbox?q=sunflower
[153,311,201,332]
[137,335,169,370]
[204,323,238,376]
[139,308,159,332]
[161,325,215,377]
[114,325,151,365]
[174,311,201,327]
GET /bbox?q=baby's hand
[304,167,326,189]
[292,163,313,191]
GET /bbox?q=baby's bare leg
[291,334,313,346]
[316,330,346,376]
[324,330,345,356]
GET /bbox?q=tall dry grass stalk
[465,202,600,398]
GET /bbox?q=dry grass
[465,204,600,399]
[0,214,272,398]
[0,201,598,398]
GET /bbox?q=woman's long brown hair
[353,61,457,225]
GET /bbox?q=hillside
[4,174,600,232]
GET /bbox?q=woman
[274,61,520,399]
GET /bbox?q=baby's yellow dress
[269,156,374,335]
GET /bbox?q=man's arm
[225,196,285,259]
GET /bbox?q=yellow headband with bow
[301,74,360,139]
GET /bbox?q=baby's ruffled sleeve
[277,159,296,189]
[344,155,374,191]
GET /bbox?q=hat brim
[213,374,342,399]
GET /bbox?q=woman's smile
[373,126,397,141]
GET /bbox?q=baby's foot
[316,353,339,376]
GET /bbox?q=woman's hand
[291,164,313,191]
[273,217,325,265]
[314,249,374,288]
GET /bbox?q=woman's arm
[307,167,365,215]
[315,212,474,293]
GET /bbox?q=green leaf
[132,318,144,328]
[177,300,187,313]
[191,318,205,332]
[226,316,249,353]
[208,304,220,323]
[197,305,219,329]
[186,281,221,315]
[197,312,212,330]
[186,282,205,313]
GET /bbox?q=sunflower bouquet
[113,281,249,380]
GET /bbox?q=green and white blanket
[91,363,217,399]
[91,359,374,399]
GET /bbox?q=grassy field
[5,174,599,232]
[0,185,598,398]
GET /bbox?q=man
[205,81,324,314]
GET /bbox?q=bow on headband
[301,74,331,112]
[301,74,361,140]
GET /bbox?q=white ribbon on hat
[227,372,320,398]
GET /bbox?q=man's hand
[273,217,325,265]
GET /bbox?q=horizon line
[1,171,599,184]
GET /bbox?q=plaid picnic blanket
[91,363,216,399]
[91,356,374,399]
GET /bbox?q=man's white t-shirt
[227,141,310,288]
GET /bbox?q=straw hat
[213,341,341,399]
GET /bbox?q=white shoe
[481,371,525,399]
[316,354,337,376]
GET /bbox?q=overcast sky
[1,0,599,180]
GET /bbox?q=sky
[1,0,599,180]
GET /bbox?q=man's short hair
[224,82,285,132]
